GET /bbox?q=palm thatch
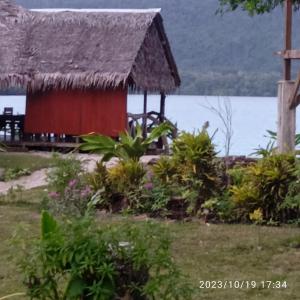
[0,1,180,93]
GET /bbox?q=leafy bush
[172,130,220,202]
[3,167,31,181]
[47,154,83,193]
[19,211,193,299]
[152,156,178,184]
[201,191,235,223]
[80,122,173,161]
[150,130,220,215]
[229,154,297,222]
[108,160,146,194]
[45,155,93,216]
[47,178,93,217]
[88,160,148,213]
[107,160,146,212]
[282,161,300,220]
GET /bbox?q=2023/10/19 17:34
[199,280,288,289]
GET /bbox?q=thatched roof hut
[0,0,180,93]
[0,0,180,142]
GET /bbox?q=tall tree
[218,0,300,14]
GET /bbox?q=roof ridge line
[31,8,162,13]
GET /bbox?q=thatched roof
[0,1,180,93]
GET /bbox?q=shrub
[201,191,235,223]
[19,211,194,300]
[229,154,297,222]
[150,130,220,215]
[152,156,178,184]
[281,161,300,220]
[4,167,31,181]
[47,154,83,193]
[108,160,146,194]
[88,160,147,213]
[86,129,220,217]
[172,130,220,206]
[48,178,93,217]
[107,160,146,212]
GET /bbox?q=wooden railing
[128,111,178,152]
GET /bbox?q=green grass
[0,153,53,172]
[0,188,300,300]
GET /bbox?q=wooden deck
[0,111,176,152]
[2,140,78,149]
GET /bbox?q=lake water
[0,94,291,156]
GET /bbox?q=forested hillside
[14,0,300,96]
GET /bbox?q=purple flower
[68,179,78,188]
[144,182,153,190]
[146,171,154,181]
[49,191,60,198]
[80,186,92,198]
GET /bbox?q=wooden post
[157,93,166,150]
[142,91,147,138]
[284,0,292,80]
[277,80,296,153]
[277,1,295,153]
[160,92,166,122]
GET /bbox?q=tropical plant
[152,156,178,184]
[107,160,146,211]
[265,129,300,147]
[19,211,194,300]
[149,129,220,215]
[252,140,276,157]
[88,160,147,213]
[80,122,173,161]
[282,161,300,219]
[201,191,236,223]
[230,154,297,222]
[108,160,146,193]
[142,179,171,216]
[172,130,220,203]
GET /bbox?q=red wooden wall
[25,88,127,137]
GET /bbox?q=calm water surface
[0,94,290,156]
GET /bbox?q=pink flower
[146,171,154,181]
[80,186,92,198]
[68,179,77,187]
[49,191,59,198]
[144,182,153,190]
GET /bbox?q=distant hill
[14,0,300,96]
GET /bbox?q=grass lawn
[0,188,300,300]
[0,153,53,173]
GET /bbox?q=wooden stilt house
[0,1,180,146]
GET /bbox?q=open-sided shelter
[0,0,180,140]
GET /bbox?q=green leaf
[146,122,172,144]
[64,277,86,299]
[81,134,115,146]
[41,210,59,240]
